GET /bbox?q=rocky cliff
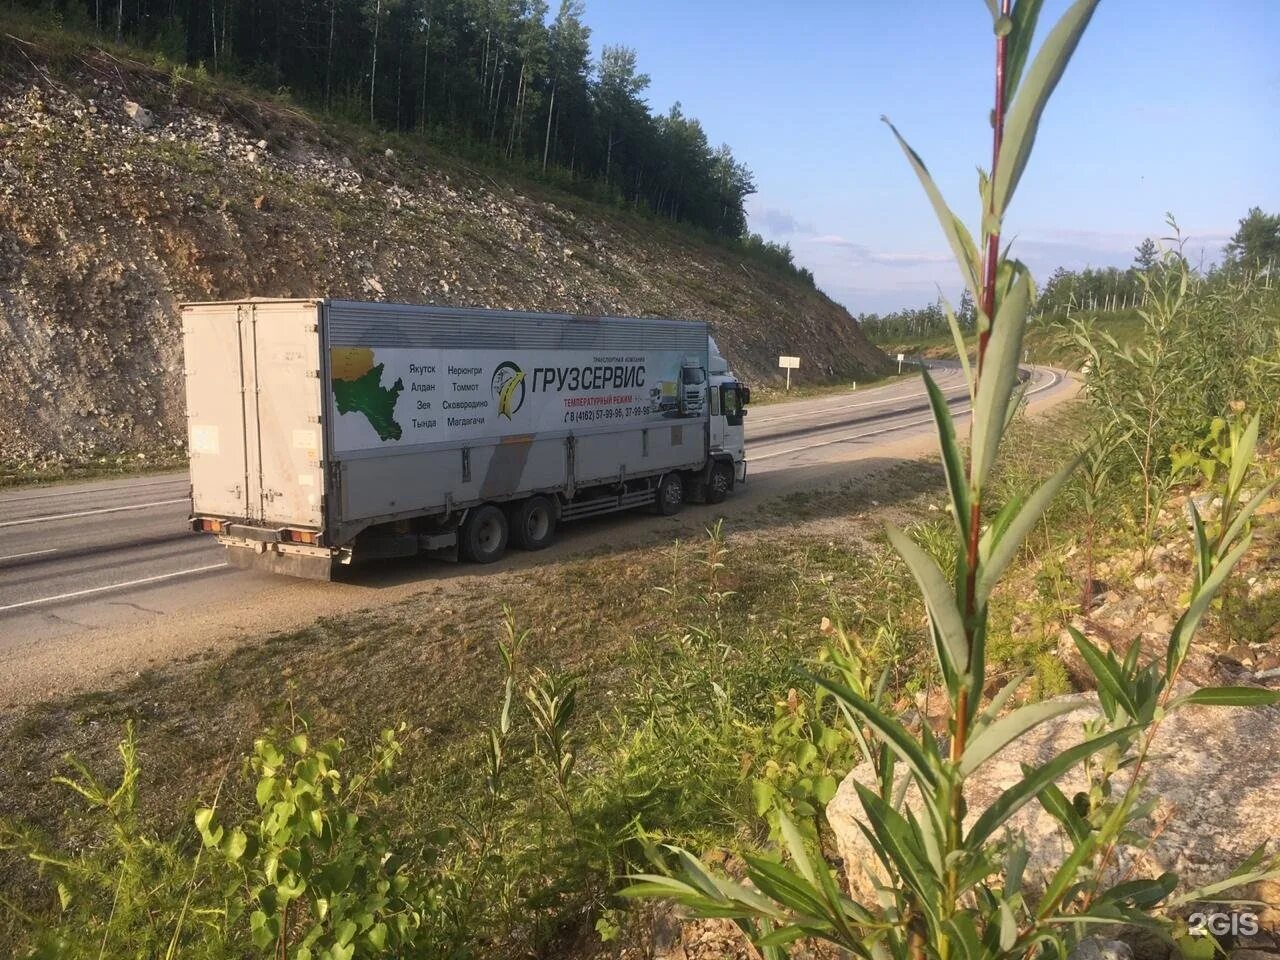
[0,29,888,468]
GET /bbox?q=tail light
[282,529,319,544]
[196,518,223,533]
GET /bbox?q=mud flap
[223,542,337,581]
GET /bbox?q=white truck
[182,299,750,579]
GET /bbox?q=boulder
[827,694,1280,926]
[122,99,153,128]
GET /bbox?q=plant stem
[978,0,1012,372]
[944,12,1013,956]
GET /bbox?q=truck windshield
[682,366,707,385]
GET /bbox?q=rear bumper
[218,536,343,581]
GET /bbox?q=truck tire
[460,504,509,563]
[510,496,557,550]
[706,460,733,504]
[654,473,685,516]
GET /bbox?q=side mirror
[740,385,752,406]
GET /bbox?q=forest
[21,0,760,238]
[860,207,1280,343]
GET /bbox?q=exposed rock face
[0,34,889,467]
[827,695,1280,927]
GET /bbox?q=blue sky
[584,1,1279,314]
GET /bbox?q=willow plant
[622,2,1280,958]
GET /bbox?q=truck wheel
[706,461,733,504]
[510,496,557,550]
[655,473,685,516]
[460,504,509,563]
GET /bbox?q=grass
[4,393,1277,955]
[0,451,186,488]
[870,308,1150,369]
[0,407,1066,941]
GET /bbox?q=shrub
[621,4,1280,958]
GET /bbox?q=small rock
[384,147,395,159]
[1068,938,1133,960]
[256,139,268,149]
[1225,644,1255,667]
[123,100,153,129]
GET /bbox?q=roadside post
[897,352,905,374]
[778,355,800,391]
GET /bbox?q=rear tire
[654,473,685,516]
[510,496,557,550]
[705,461,733,504]
[459,504,509,563]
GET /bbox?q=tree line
[26,0,758,238]
[862,207,1278,341]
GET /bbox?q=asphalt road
[0,363,1066,691]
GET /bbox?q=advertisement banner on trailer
[329,347,705,454]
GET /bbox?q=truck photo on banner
[329,347,706,454]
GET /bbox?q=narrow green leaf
[1169,687,1280,709]
[1035,825,1099,919]
[1037,781,1088,844]
[1068,628,1139,719]
[855,784,942,911]
[777,810,817,887]
[1189,501,1211,582]
[977,455,1079,605]
[1169,536,1253,675]
[923,369,972,538]
[940,294,975,401]
[882,117,983,305]
[998,898,1018,950]
[958,698,1085,777]
[1227,413,1260,498]
[807,672,940,790]
[1003,0,1046,101]
[886,525,969,678]
[970,267,1030,492]
[967,725,1139,849]
[1220,480,1278,559]
[1098,873,1177,910]
[1002,378,1029,433]
[976,670,1028,732]
[992,0,1101,216]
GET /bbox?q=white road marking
[749,371,964,427]
[0,475,187,506]
[751,414,943,462]
[0,563,230,613]
[0,548,57,563]
[0,498,189,528]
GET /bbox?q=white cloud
[803,234,952,267]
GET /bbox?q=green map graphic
[333,362,404,441]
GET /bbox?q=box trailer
[182,299,750,579]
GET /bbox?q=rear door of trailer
[184,300,326,531]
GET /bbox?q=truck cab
[707,336,749,492]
